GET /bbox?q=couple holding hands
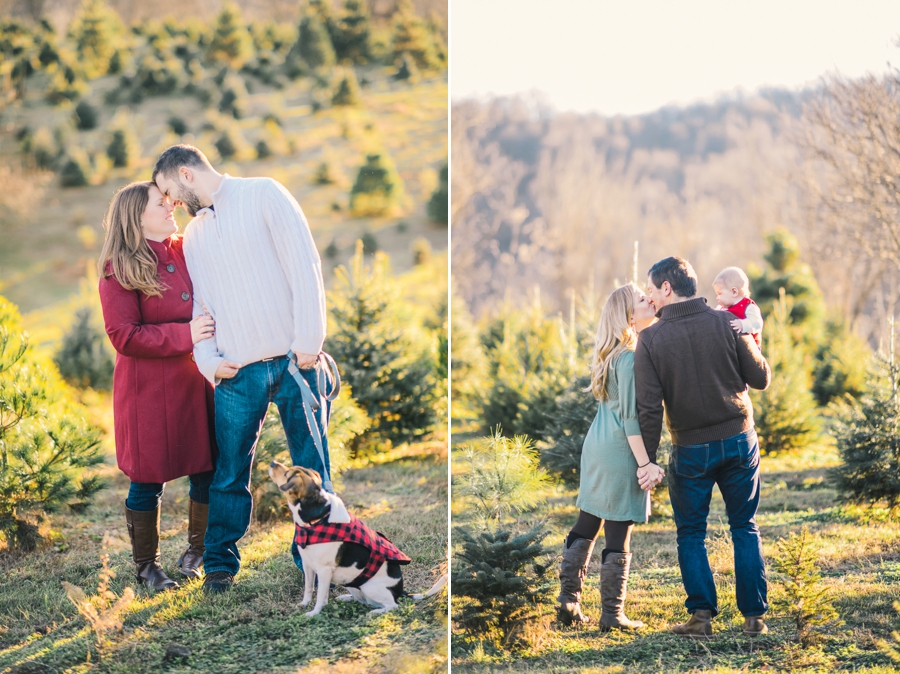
[97,144,330,596]
[558,257,771,638]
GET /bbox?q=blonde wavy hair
[585,283,640,401]
[97,181,172,297]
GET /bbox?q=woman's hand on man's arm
[190,314,215,344]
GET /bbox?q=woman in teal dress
[557,282,666,630]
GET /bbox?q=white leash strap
[286,351,341,492]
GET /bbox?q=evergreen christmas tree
[349,153,405,216]
[427,162,448,224]
[45,60,87,104]
[772,525,842,646]
[452,524,554,640]
[168,116,188,135]
[214,125,248,161]
[331,68,361,106]
[105,124,138,168]
[750,228,868,406]
[538,374,594,483]
[391,0,442,71]
[811,316,869,406]
[478,300,574,441]
[748,228,825,340]
[313,160,339,185]
[831,349,900,507]
[326,241,437,449]
[751,289,822,455]
[53,306,114,390]
[331,0,372,64]
[206,3,253,70]
[24,127,59,170]
[286,3,336,74]
[59,148,92,187]
[449,292,488,424]
[217,71,248,118]
[74,100,99,130]
[456,431,551,522]
[0,296,105,550]
[412,237,431,266]
[393,52,419,82]
[67,0,123,79]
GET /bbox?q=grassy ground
[0,395,448,674]
[451,438,900,673]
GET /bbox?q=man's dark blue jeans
[667,428,768,618]
[204,356,332,577]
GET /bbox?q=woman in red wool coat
[98,181,216,591]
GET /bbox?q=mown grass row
[451,442,900,673]
[0,431,448,674]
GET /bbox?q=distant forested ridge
[453,90,806,310]
[452,83,900,345]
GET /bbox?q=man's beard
[179,186,204,217]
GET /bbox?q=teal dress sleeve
[617,351,642,436]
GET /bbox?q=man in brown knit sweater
[634,256,771,638]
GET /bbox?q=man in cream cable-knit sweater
[153,145,329,594]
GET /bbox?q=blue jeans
[204,357,332,576]
[126,471,214,511]
[668,429,768,618]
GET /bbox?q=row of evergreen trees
[7,1,449,220]
[0,0,445,110]
[453,230,898,506]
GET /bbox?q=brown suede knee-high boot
[598,551,644,631]
[125,505,178,591]
[177,498,208,578]
[557,537,595,625]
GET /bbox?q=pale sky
[451,0,900,115]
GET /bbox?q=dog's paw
[304,608,322,617]
[336,594,355,602]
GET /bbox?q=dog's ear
[296,480,330,523]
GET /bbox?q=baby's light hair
[714,266,750,296]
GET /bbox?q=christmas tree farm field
[450,440,900,673]
[0,404,448,674]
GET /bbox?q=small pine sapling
[452,524,554,645]
[455,430,551,523]
[772,525,842,645]
[831,342,900,507]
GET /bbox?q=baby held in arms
[713,266,762,348]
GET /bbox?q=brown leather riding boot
[557,537,595,625]
[598,551,644,631]
[670,609,713,637]
[177,499,208,579]
[125,505,178,591]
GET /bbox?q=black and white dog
[268,461,447,616]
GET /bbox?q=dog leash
[286,350,341,492]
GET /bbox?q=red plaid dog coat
[294,517,411,588]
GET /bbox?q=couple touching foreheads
[556,257,771,638]
[97,144,331,595]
